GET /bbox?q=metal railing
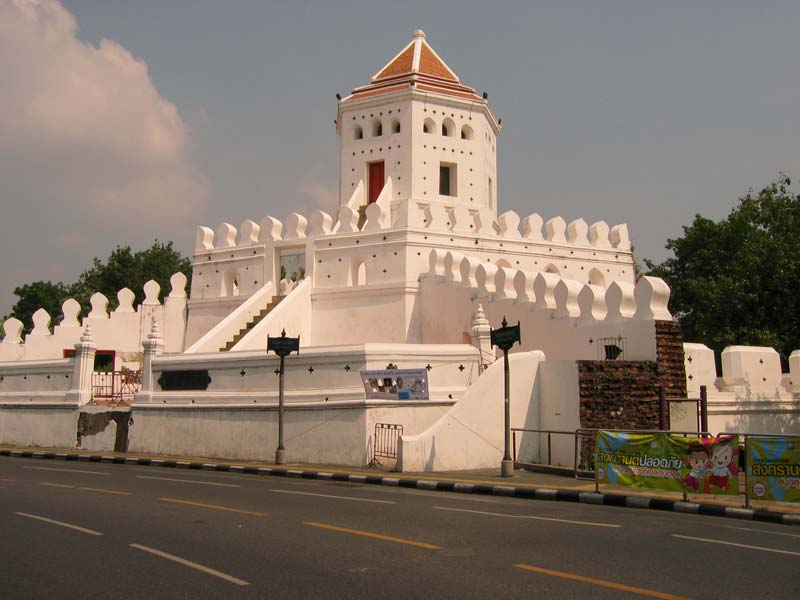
[512,426,712,482]
[91,370,141,405]
[511,428,578,476]
[369,423,403,467]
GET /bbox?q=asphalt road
[1,456,798,599]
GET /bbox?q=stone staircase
[220,295,285,351]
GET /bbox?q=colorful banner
[361,369,429,400]
[746,437,800,503]
[595,431,739,495]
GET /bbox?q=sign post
[490,316,521,477]
[267,328,300,465]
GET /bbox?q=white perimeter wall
[0,405,79,448]
[534,361,581,468]
[127,402,450,465]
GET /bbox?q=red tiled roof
[374,44,415,80]
[342,30,482,104]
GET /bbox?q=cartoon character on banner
[683,442,709,493]
[708,438,737,492]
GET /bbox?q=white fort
[1,31,798,469]
[184,29,635,350]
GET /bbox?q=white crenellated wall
[0,273,188,365]
[185,188,636,350]
[679,342,800,435]
[416,249,671,362]
[683,343,718,394]
[721,346,783,393]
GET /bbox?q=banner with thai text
[746,437,800,503]
[595,431,739,495]
[361,369,429,400]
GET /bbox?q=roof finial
[413,29,426,40]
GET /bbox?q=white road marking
[14,512,103,536]
[672,534,800,557]
[130,544,249,586]
[433,506,621,528]
[24,466,111,476]
[269,489,395,504]
[136,475,239,488]
[714,524,800,539]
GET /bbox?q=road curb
[2,449,798,526]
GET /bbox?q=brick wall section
[654,320,687,399]
[578,320,687,431]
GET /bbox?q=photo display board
[361,369,429,400]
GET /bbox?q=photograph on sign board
[361,369,429,400]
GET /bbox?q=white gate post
[66,324,97,406]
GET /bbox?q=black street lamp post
[490,316,521,477]
[267,329,300,465]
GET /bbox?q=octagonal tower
[337,30,500,222]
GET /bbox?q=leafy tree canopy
[5,241,191,334]
[645,175,799,367]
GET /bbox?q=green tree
[71,240,191,311]
[645,175,800,368]
[5,241,191,333]
[6,281,74,334]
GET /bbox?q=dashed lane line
[136,475,239,488]
[269,489,395,504]
[304,521,443,550]
[710,524,800,539]
[24,466,111,476]
[40,482,130,495]
[159,497,264,517]
[513,563,689,600]
[434,506,621,528]
[14,512,103,536]
[671,534,800,557]
[129,543,249,586]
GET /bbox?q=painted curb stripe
[2,450,798,526]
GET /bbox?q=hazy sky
[1,0,798,318]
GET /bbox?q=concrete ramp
[398,351,545,472]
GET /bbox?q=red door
[368,161,385,204]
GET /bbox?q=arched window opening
[391,119,401,134]
[222,270,240,297]
[461,124,474,140]
[423,117,435,134]
[544,264,560,275]
[351,259,367,286]
[588,268,606,287]
[353,125,363,140]
[442,118,455,137]
[372,119,382,137]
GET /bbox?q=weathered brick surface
[578,320,687,431]
[655,320,687,399]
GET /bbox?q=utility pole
[490,316,521,477]
[267,328,300,465]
